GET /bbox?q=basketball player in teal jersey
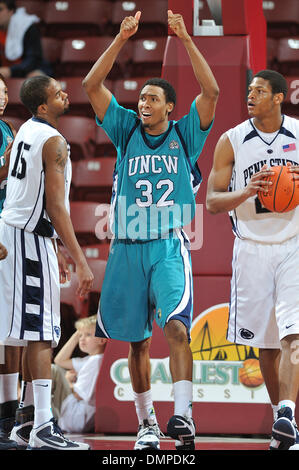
[83,10,219,450]
[0,73,21,450]
[206,70,299,450]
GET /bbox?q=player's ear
[274,92,284,105]
[37,102,48,115]
[167,102,174,114]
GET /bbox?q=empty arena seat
[95,126,116,157]
[44,0,111,38]
[131,37,167,76]
[58,77,113,117]
[111,0,168,37]
[72,157,115,202]
[263,0,299,37]
[87,259,107,292]
[82,243,111,261]
[6,78,30,119]
[70,201,111,245]
[59,36,132,77]
[41,36,62,65]
[58,115,96,160]
[113,77,151,110]
[277,37,299,74]
[4,116,25,132]
[266,37,278,67]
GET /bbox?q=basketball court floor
[68,432,270,450]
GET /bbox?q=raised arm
[54,330,80,369]
[43,135,94,297]
[82,11,141,122]
[206,133,274,214]
[168,10,219,130]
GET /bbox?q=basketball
[257,165,299,213]
[239,359,264,388]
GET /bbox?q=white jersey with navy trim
[227,115,299,243]
[1,117,71,237]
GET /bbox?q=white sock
[32,379,53,427]
[278,400,296,416]
[271,403,279,421]
[133,389,157,425]
[173,380,193,418]
[19,381,34,408]
[0,373,19,403]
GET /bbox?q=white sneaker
[27,418,90,450]
[134,419,161,450]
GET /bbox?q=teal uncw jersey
[0,120,14,213]
[96,96,213,240]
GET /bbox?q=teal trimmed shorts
[96,229,193,342]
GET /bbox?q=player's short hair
[140,77,176,107]
[75,314,97,330]
[254,70,288,99]
[20,75,52,115]
[0,0,16,11]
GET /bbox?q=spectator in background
[0,0,52,78]
[51,314,107,433]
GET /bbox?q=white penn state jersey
[2,117,71,237]
[227,115,299,243]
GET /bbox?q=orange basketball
[258,165,299,213]
[239,359,264,388]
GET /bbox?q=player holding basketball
[206,69,299,450]
[83,10,219,450]
[0,75,94,450]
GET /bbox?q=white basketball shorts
[227,234,299,349]
[0,220,61,347]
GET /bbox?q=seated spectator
[51,314,107,433]
[0,0,52,78]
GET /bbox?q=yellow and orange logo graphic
[190,304,264,389]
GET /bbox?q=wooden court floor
[69,432,270,451]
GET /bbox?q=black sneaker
[0,417,18,450]
[167,415,196,450]
[9,405,34,449]
[270,407,299,450]
[27,418,90,450]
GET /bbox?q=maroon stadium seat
[131,37,167,76]
[113,76,151,111]
[263,0,299,37]
[70,201,111,245]
[71,157,115,202]
[58,115,96,160]
[277,37,299,75]
[111,0,168,37]
[44,0,111,38]
[59,36,132,77]
[58,76,112,116]
[6,78,30,120]
[95,126,116,157]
